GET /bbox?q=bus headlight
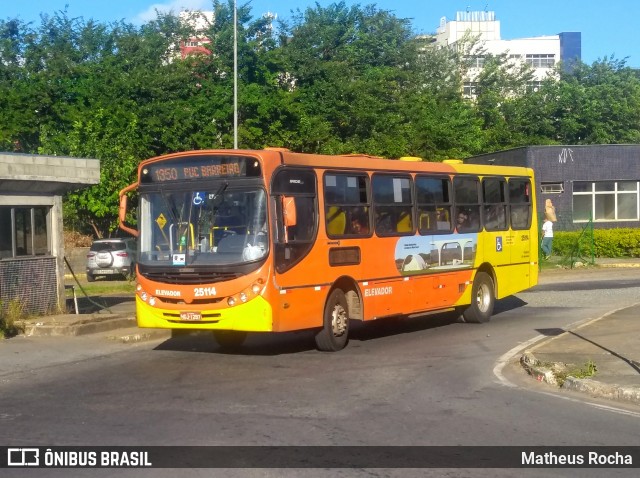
[140,292,148,302]
[226,279,265,307]
[149,297,156,306]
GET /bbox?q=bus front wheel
[315,289,350,352]
[213,330,247,349]
[463,272,495,323]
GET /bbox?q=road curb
[23,315,136,337]
[520,351,640,405]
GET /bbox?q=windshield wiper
[211,181,229,213]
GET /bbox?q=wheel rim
[331,303,348,337]
[476,282,492,313]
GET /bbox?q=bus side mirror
[283,196,297,227]
[119,183,139,237]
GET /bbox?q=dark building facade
[559,32,581,71]
[465,145,640,231]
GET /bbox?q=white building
[434,11,581,96]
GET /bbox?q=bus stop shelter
[0,152,100,315]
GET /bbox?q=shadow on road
[153,309,482,356]
[74,295,134,314]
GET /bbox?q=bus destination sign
[141,155,261,183]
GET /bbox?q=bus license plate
[180,312,202,321]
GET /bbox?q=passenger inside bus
[349,206,369,235]
[350,215,369,235]
[456,209,470,229]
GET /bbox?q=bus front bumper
[136,295,273,332]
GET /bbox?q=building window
[541,182,564,194]
[525,54,555,68]
[0,206,51,259]
[572,181,639,222]
[463,82,478,97]
[527,81,543,93]
[464,55,485,68]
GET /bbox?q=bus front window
[138,187,268,267]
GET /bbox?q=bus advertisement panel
[119,149,537,351]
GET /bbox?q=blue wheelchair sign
[496,236,503,252]
[192,192,205,206]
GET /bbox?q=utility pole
[233,0,238,149]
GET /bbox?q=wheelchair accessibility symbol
[192,192,205,206]
[496,236,503,252]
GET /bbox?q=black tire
[86,273,95,283]
[213,330,247,349]
[462,271,495,323]
[314,288,350,352]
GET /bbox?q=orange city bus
[119,149,538,351]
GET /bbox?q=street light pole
[233,0,238,149]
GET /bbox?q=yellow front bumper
[136,295,273,332]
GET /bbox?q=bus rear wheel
[213,330,247,349]
[463,272,495,323]
[315,289,350,352]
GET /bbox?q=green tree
[547,58,640,144]
[279,2,418,156]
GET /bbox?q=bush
[0,299,27,339]
[551,228,640,258]
[64,230,94,248]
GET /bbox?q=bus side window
[415,175,452,235]
[509,178,532,230]
[372,174,413,236]
[272,168,318,273]
[453,176,481,233]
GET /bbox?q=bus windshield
[138,186,268,267]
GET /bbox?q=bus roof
[138,149,534,178]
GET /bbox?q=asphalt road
[2,268,640,477]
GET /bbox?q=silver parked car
[86,238,137,282]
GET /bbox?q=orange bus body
[120,149,538,350]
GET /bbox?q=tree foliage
[1,3,640,236]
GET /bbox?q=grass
[0,298,28,338]
[553,360,598,387]
[65,275,136,296]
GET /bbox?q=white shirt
[542,220,554,238]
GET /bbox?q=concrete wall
[65,247,89,277]
[0,152,100,312]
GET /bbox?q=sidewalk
[518,256,640,405]
[19,296,169,343]
[520,302,640,405]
